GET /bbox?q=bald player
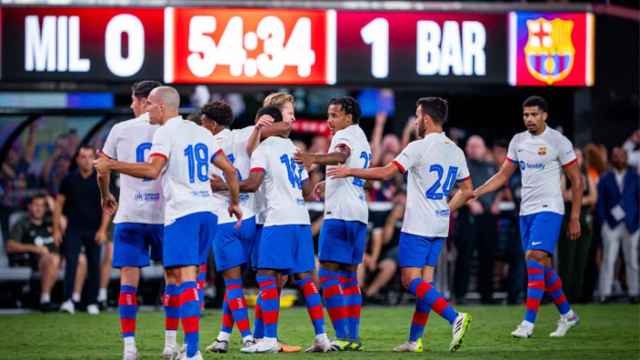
[95,86,242,360]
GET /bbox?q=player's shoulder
[510,130,529,143]
[544,127,572,145]
[232,125,254,139]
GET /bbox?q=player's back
[251,136,310,226]
[325,124,371,223]
[394,132,469,237]
[210,127,255,223]
[151,117,220,223]
[102,113,163,224]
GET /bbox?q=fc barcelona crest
[538,146,547,156]
[524,18,575,85]
[509,12,594,87]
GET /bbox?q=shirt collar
[164,116,183,126]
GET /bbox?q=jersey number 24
[425,164,458,200]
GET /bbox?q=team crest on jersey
[524,18,575,85]
[537,146,547,156]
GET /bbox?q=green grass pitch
[2,304,638,359]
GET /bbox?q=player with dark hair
[293,96,370,350]
[329,97,472,353]
[474,95,582,338]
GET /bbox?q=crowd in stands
[1,106,639,312]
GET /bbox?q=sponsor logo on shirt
[134,192,161,201]
[519,161,545,171]
[191,191,211,198]
[435,209,450,217]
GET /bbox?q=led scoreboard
[337,11,507,85]
[0,6,594,86]
[166,8,334,85]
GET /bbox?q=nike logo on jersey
[531,241,542,246]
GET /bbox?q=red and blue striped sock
[257,275,279,339]
[408,278,457,324]
[197,264,207,311]
[253,291,264,339]
[220,292,233,335]
[179,281,200,358]
[296,275,326,336]
[319,268,349,340]
[225,278,252,338]
[408,294,431,342]
[524,260,545,323]
[119,285,138,339]
[341,271,362,341]
[544,266,571,316]
[163,284,180,333]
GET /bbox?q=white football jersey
[325,125,371,224]
[393,132,470,238]
[102,113,164,224]
[210,127,255,224]
[506,126,576,216]
[250,136,310,226]
[150,116,222,224]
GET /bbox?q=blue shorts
[163,212,217,268]
[112,223,164,268]
[257,224,314,274]
[318,219,367,265]
[213,217,257,272]
[398,232,445,268]
[251,223,264,270]
[519,212,563,255]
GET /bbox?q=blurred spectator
[53,145,111,315]
[623,130,640,173]
[597,147,640,303]
[0,124,37,225]
[363,192,405,303]
[5,194,60,311]
[582,143,609,302]
[98,236,113,309]
[559,148,598,303]
[454,135,498,304]
[492,139,525,304]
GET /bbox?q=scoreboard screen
[0,6,594,86]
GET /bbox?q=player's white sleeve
[332,132,353,152]
[300,166,309,182]
[102,125,119,159]
[150,126,171,160]
[558,135,577,167]
[207,133,225,164]
[392,141,419,173]
[250,144,268,172]
[506,136,519,163]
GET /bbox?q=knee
[525,251,548,265]
[379,260,397,273]
[401,273,414,290]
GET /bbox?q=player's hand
[93,152,112,174]
[101,193,118,215]
[228,204,243,229]
[313,181,326,199]
[293,151,315,171]
[365,255,377,272]
[95,230,108,244]
[209,175,227,191]
[327,166,351,179]
[568,218,581,240]
[53,229,63,247]
[256,115,274,130]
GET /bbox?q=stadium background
[0,1,638,359]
